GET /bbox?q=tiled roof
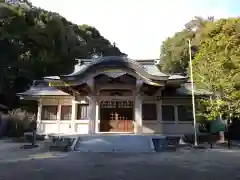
[176,83,212,95]
[143,65,168,77]
[169,74,187,80]
[58,56,170,82]
[44,76,60,80]
[66,64,88,77]
[17,86,69,96]
[43,57,189,82]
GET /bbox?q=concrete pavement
[0,147,240,180]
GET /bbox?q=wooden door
[100,101,134,132]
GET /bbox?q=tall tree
[193,17,240,121]
[159,16,212,74]
[0,2,125,107]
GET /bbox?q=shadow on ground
[1,149,240,180]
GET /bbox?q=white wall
[37,95,196,135]
[142,122,196,135]
[142,98,197,135]
[37,96,90,135]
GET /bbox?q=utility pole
[188,39,198,146]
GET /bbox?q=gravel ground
[1,146,240,180]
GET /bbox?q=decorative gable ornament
[104,72,126,78]
[103,69,126,78]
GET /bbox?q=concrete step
[74,135,155,152]
[44,134,78,152]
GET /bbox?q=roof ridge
[75,57,160,65]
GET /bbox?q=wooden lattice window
[110,112,117,120]
[61,105,72,120]
[142,103,157,120]
[76,104,88,120]
[162,105,175,121]
[118,101,133,108]
[178,105,193,121]
[41,105,58,120]
[100,101,117,108]
[109,112,127,121]
[100,101,133,108]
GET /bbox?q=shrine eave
[43,56,189,87]
[17,86,70,98]
[59,56,169,81]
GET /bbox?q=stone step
[74,135,155,152]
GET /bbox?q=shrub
[5,108,36,137]
[0,112,8,137]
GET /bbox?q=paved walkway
[0,139,48,161]
[0,146,240,179]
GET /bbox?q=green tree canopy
[159,16,240,120]
[0,1,125,107]
[193,18,240,119]
[159,16,213,74]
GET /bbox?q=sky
[30,0,239,59]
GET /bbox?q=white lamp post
[188,39,198,146]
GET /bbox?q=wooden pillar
[87,96,96,134]
[135,80,143,134]
[86,78,96,134]
[71,99,76,132]
[135,96,142,134]
[57,100,61,133]
[174,105,178,124]
[95,100,99,133]
[37,99,42,133]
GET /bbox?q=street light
[188,39,198,146]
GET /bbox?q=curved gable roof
[60,56,169,81]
